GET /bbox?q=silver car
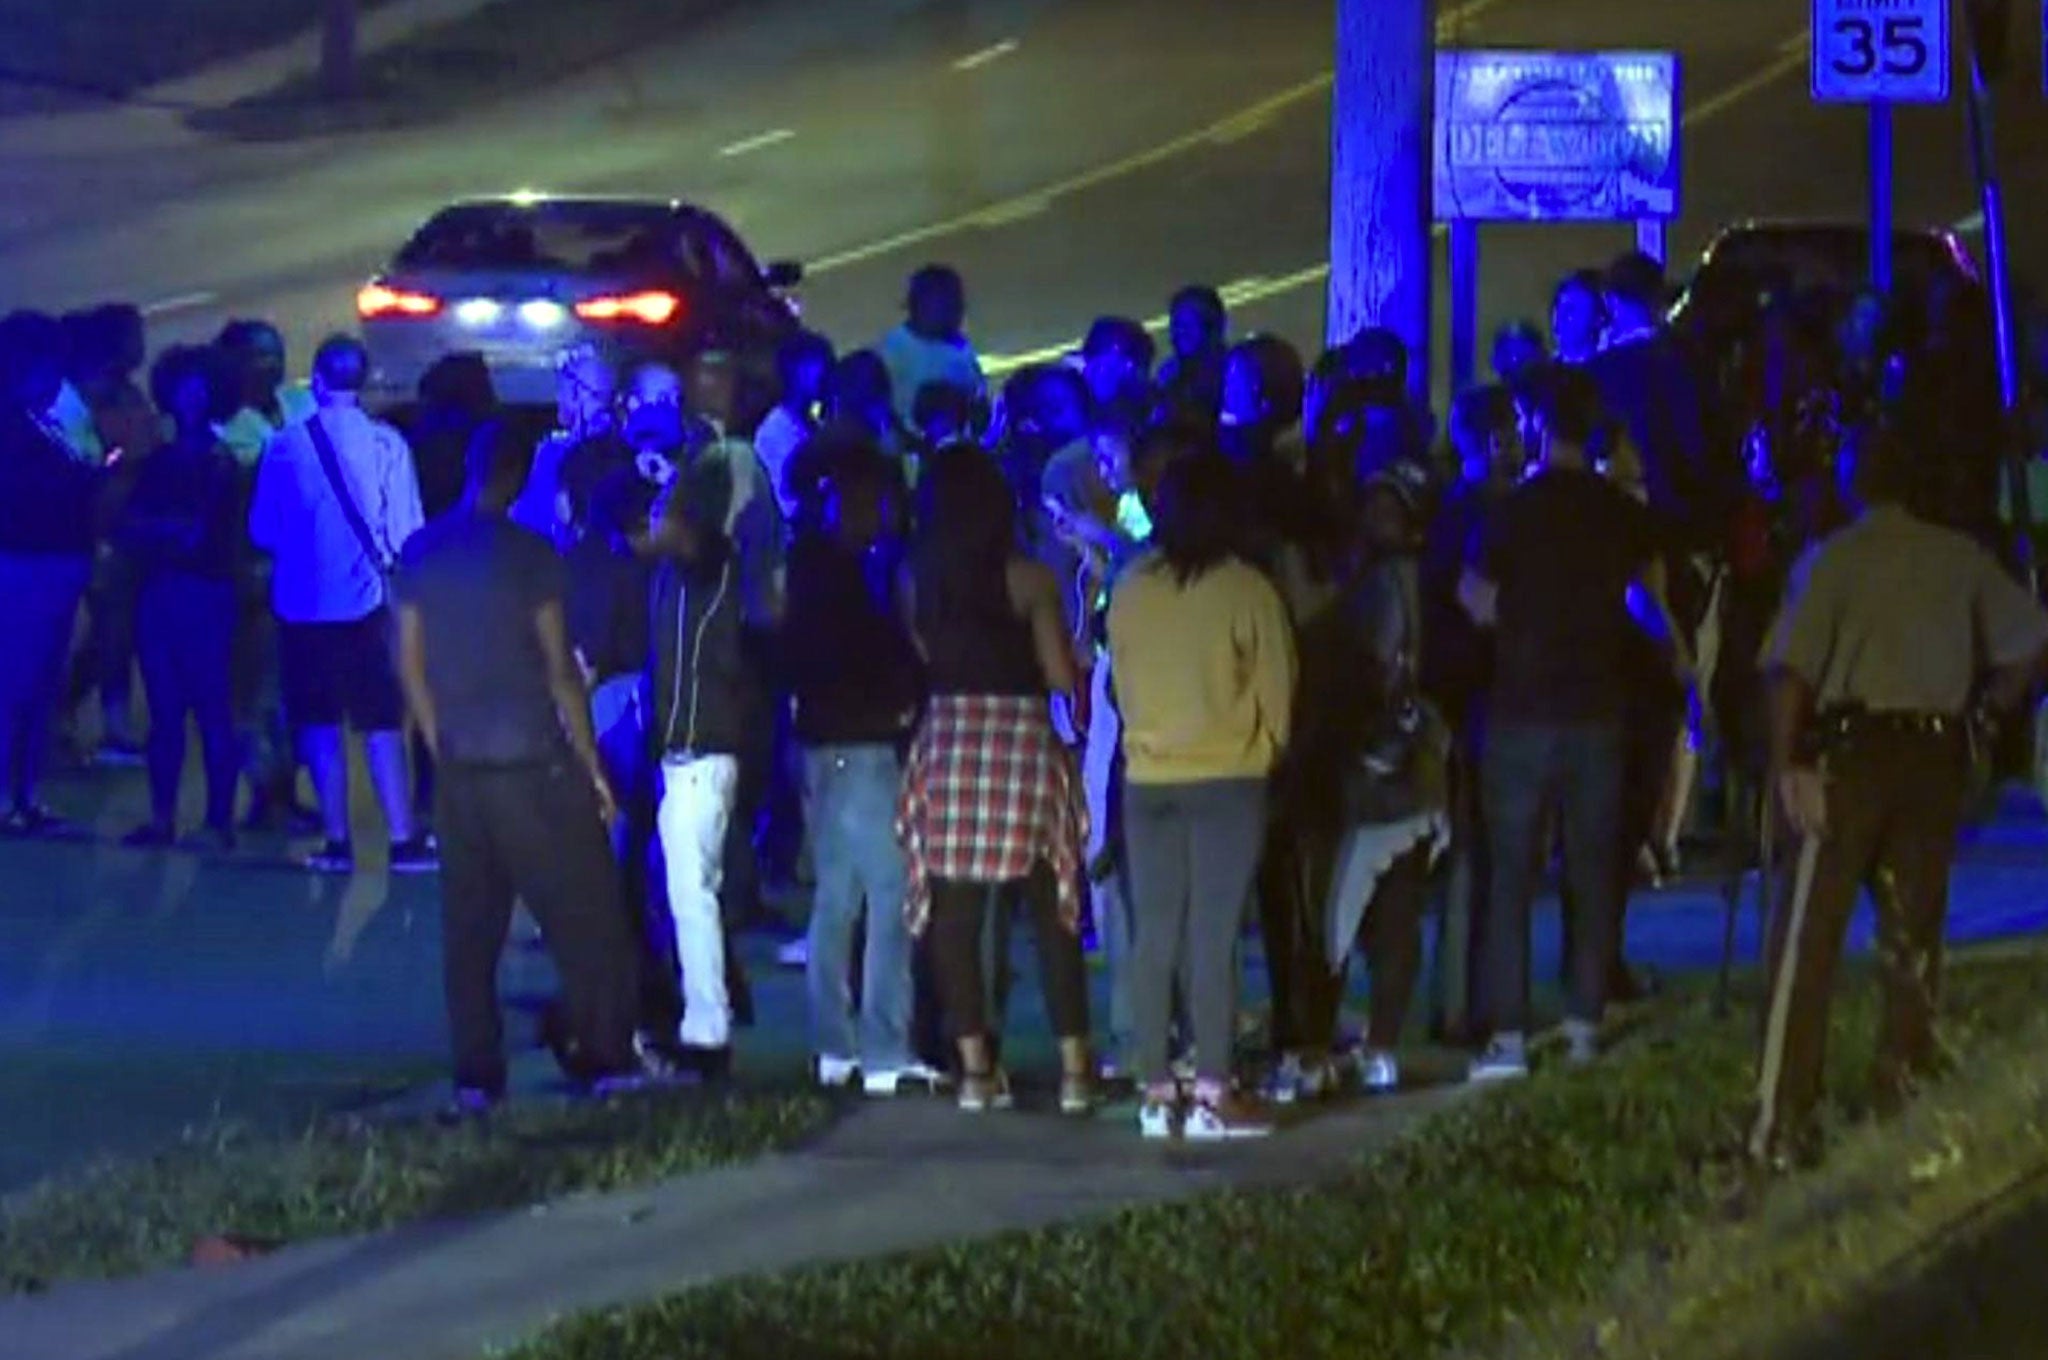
[358,194,803,413]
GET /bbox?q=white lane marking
[717,128,796,159]
[953,38,1019,72]
[1953,210,1986,234]
[140,291,218,317]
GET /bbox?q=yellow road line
[807,0,1507,276]
[982,31,1813,376]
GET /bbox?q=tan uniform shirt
[1763,505,2048,715]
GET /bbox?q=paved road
[5,0,2045,381]
[4,0,2048,1190]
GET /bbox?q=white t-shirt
[877,323,987,425]
[249,404,425,624]
[753,404,810,521]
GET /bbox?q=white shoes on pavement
[1468,1033,1531,1084]
[863,1061,946,1097]
[1356,1049,1400,1094]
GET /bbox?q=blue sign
[1433,50,1680,223]
[1810,0,1948,103]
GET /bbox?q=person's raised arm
[536,595,616,823]
[395,602,439,758]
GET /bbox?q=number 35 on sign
[1811,0,1951,102]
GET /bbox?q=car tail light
[357,283,443,319]
[574,290,683,325]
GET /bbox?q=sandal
[957,1068,1014,1113]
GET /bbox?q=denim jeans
[802,744,913,1070]
[0,552,92,809]
[135,573,238,829]
[1482,720,1624,1034]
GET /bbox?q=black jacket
[647,539,765,759]
[784,534,923,747]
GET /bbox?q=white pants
[657,753,739,1049]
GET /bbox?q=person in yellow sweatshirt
[1108,445,1297,1142]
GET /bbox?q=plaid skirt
[896,693,1086,934]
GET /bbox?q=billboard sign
[1433,50,1680,223]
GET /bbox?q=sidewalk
[0,1082,1476,1360]
[0,0,503,158]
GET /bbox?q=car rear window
[395,203,692,275]
[1699,229,1975,302]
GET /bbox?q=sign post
[1432,50,1680,393]
[1810,0,1950,293]
[1449,221,1480,393]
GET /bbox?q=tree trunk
[1327,0,1433,396]
[321,0,360,101]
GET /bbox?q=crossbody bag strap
[307,413,392,588]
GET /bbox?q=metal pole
[1868,101,1893,296]
[1449,220,1479,393]
[1634,218,1668,268]
[1964,38,2036,588]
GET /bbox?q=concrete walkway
[0,1080,1475,1360]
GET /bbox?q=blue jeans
[0,552,92,810]
[802,744,913,1070]
[1481,720,1624,1034]
[135,573,239,829]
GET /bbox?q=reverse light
[574,290,683,325]
[519,299,569,330]
[357,283,443,319]
[454,298,504,327]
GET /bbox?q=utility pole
[1327,0,1434,399]
[322,0,360,101]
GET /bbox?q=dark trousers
[135,574,239,829]
[1749,724,1967,1161]
[0,552,92,809]
[1355,842,1434,1050]
[927,865,1090,1044]
[1560,681,1684,984]
[1437,715,1493,1036]
[1482,720,1625,1034]
[70,547,138,741]
[1258,808,1347,1057]
[437,759,639,1094]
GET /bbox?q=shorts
[279,609,405,731]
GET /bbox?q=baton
[1715,777,1760,1017]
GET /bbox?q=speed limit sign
[1811,0,1950,102]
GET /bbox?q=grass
[188,0,733,141]
[1479,942,2048,1360]
[0,1084,831,1296]
[0,0,394,116]
[506,947,2048,1360]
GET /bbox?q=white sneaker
[1263,1054,1336,1105]
[776,936,809,969]
[1137,1097,1178,1140]
[1468,1034,1530,1084]
[1181,1091,1275,1142]
[1561,1019,1600,1068]
[863,1061,945,1097]
[816,1055,860,1089]
[1357,1049,1400,1094]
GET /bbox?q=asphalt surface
[2,0,2048,1195]
[4,0,2046,384]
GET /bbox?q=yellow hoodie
[1108,553,1297,785]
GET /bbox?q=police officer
[1749,415,2048,1168]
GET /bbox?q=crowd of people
[2,244,2042,1156]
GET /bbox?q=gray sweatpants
[1125,778,1268,1088]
